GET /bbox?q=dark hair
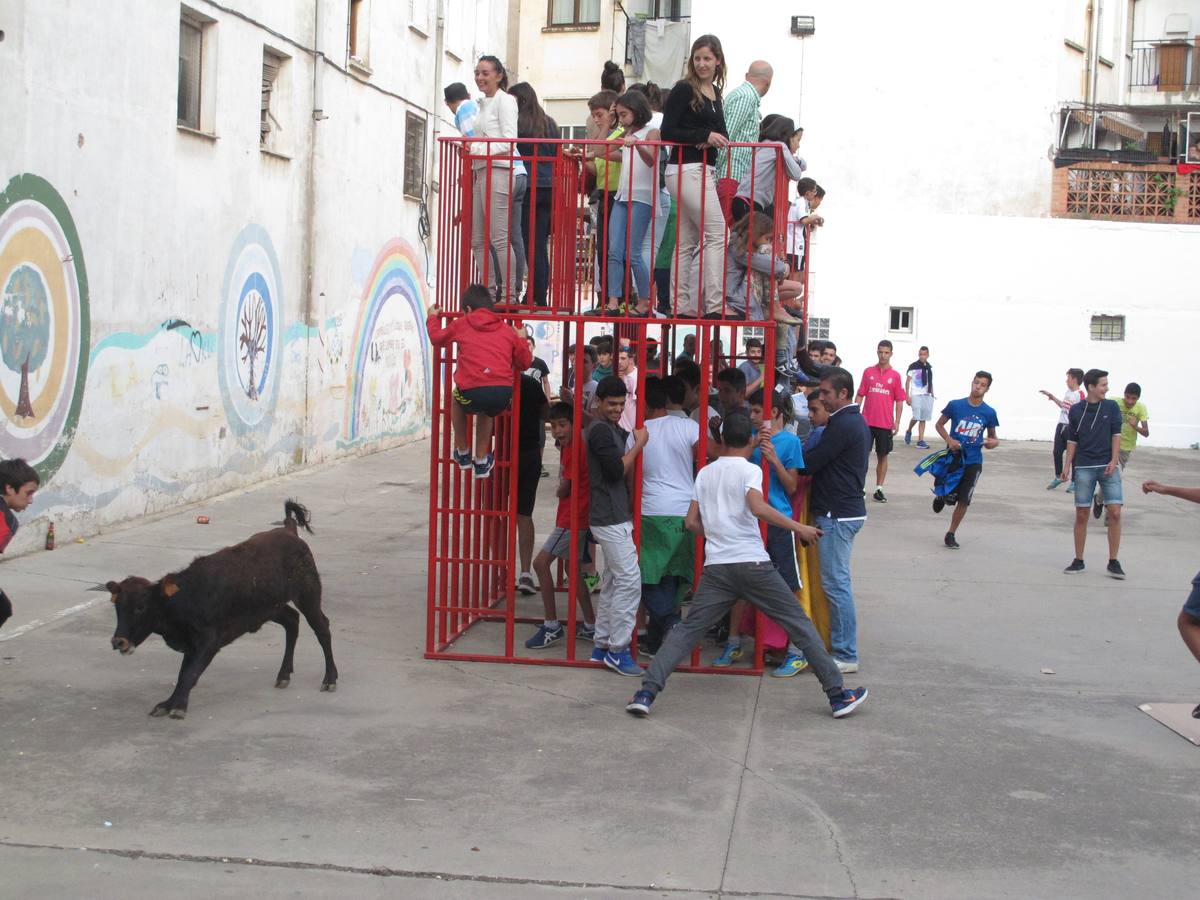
[644,377,668,410]
[462,284,493,311]
[796,177,817,196]
[745,338,763,350]
[509,82,553,138]
[578,345,598,364]
[601,60,625,93]
[750,387,791,421]
[715,367,747,392]
[662,375,686,405]
[759,115,797,144]
[547,401,574,423]
[629,81,664,111]
[683,34,727,111]
[820,366,855,400]
[748,388,765,407]
[1083,368,1107,388]
[824,340,837,352]
[595,374,628,400]
[1124,382,1141,397]
[614,90,653,131]
[919,345,929,353]
[594,336,613,354]
[444,82,470,103]
[0,458,39,493]
[974,370,993,387]
[814,185,826,198]
[588,90,618,112]
[721,413,752,448]
[1067,367,1085,383]
[675,359,701,388]
[877,339,893,350]
[477,55,509,91]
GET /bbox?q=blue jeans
[1072,465,1123,507]
[642,575,680,646]
[606,200,652,302]
[817,515,864,663]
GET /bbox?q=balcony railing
[1130,39,1200,91]
[1052,160,1200,224]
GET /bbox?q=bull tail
[284,499,314,534]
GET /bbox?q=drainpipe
[301,0,326,464]
[428,0,447,286]
[1089,0,1103,148]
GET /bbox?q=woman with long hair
[660,34,729,318]
[509,82,559,306]
[606,90,660,316]
[469,55,520,303]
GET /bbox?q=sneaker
[473,453,495,479]
[626,690,655,717]
[1106,559,1126,580]
[1093,494,1103,519]
[540,465,549,478]
[524,623,564,649]
[1063,558,1085,574]
[944,532,960,550]
[603,649,644,677]
[712,644,744,667]
[873,488,887,503]
[932,496,946,514]
[1192,703,1200,720]
[636,635,660,658]
[770,653,809,678]
[916,440,930,449]
[589,646,607,663]
[1047,477,1064,490]
[904,430,912,445]
[516,573,537,595]
[835,659,859,674]
[452,448,473,470]
[830,687,869,719]
[1066,481,1076,493]
[575,622,596,642]
[583,572,600,594]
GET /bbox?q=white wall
[691,0,1200,446]
[0,0,506,549]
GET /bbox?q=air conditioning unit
[791,16,815,36]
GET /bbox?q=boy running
[856,340,906,503]
[933,372,1000,550]
[625,414,867,719]
[426,284,531,478]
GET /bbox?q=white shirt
[470,91,518,167]
[787,391,809,434]
[615,125,658,206]
[693,457,771,566]
[786,196,810,257]
[627,415,700,516]
[1060,388,1083,426]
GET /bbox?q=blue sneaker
[524,623,564,649]
[452,448,472,470]
[589,647,607,663]
[830,686,868,718]
[1046,477,1064,490]
[904,430,912,445]
[1066,481,1076,493]
[770,653,809,678]
[603,649,644,677]
[473,453,495,479]
[916,440,930,449]
[625,690,655,717]
[712,643,744,667]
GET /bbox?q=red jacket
[427,308,532,389]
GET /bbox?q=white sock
[544,619,560,630]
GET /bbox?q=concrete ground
[1,438,1198,899]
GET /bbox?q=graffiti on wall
[0,174,91,483]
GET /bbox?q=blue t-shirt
[1066,398,1122,468]
[454,98,479,137]
[749,429,805,514]
[941,398,999,466]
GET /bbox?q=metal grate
[1190,175,1200,220]
[1066,168,1180,219]
[808,316,829,340]
[404,112,426,200]
[1090,314,1125,342]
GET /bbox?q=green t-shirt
[593,126,625,192]
[1119,399,1148,451]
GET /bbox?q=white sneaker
[516,573,537,595]
[835,659,859,674]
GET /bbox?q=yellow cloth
[592,126,625,192]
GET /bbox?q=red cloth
[716,177,739,227]
[1178,163,1200,175]
[426,308,532,389]
[554,443,591,528]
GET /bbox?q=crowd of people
[443,35,824,376]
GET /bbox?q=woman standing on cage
[469,56,520,303]
[510,82,559,307]
[661,34,729,318]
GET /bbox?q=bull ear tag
[110,593,119,605]
[162,580,180,598]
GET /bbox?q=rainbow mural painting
[342,239,430,446]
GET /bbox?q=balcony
[1052,160,1200,225]
[1130,39,1200,92]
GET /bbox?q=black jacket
[802,404,870,519]
[661,81,726,166]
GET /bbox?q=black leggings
[1052,422,1068,477]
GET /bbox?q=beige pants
[472,165,516,303]
[666,163,726,316]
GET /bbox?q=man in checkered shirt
[717,61,773,181]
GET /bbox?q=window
[548,0,601,27]
[404,112,427,200]
[627,0,691,18]
[1090,314,1125,341]
[178,6,216,134]
[410,0,431,34]
[889,307,913,333]
[348,0,369,67]
[559,124,588,140]
[808,317,830,340]
[260,48,289,152]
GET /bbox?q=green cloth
[638,515,695,586]
[593,126,625,192]
[1119,399,1148,452]
[592,364,613,383]
[654,200,678,270]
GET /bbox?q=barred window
[1090,314,1125,342]
[808,317,830,340]
[404,112,427,200]
[889,307,913,333]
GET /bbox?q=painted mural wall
[0,0,509,550]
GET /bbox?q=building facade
[0,0,508,547]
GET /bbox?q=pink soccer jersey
[858,366,907,429]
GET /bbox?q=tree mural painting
[1,265,51,419]
[238,288,267,401]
